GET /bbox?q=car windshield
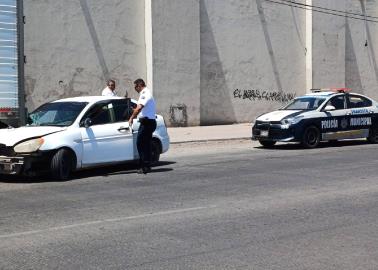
[27,102,88,127]
[282,97,326,111]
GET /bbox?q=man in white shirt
[101,79,117,96]
[128,78,157,174]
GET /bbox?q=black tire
[259,140,276,148]
[328,139,338,146]
[151,140,161,165]
[367,127,378,143]
[302,126,320,148]
[51,148,74,180]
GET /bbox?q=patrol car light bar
[310,88,351,93]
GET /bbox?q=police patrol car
[252,88,378,148]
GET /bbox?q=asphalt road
[1,140,378,269]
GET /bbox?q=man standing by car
[128,78,157,174]
[101,79,117,96]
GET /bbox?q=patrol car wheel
[302,126,320,148]
[259,140,276,148]
[51,148,74,180]
[367,127,378,143]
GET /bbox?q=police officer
[128,78,157,174]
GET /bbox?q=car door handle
[118,126,130,131]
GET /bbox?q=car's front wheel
[258,140,276,148]
[302,126,320,148]
[367,127,378,143]
[51,148,75,180]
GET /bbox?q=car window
[113,99,133,122]
[28,102,88,126]
[325,95,345,110]
[83,102,113,126]
[348,95,372,108]
[283,97,326,110]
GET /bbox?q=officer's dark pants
[137,118,157,168]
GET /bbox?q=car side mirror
[324,105,336,111]
[83,118,92,128]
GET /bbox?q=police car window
[283,97,326,110]
[348,95,372,108]
[82,102,113,125]
[326,96,345,110]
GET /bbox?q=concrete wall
[23,0,378,126]
[310,0,378,98]
[24,0,146,110]
[200,0,306,125]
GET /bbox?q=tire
[259,140,276,148]
[367,127,378,143]
[302,126,320,149]
[51,148,74,180]
[151,140,161,165]
[328,139,338,146]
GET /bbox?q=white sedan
[0,96,170,180]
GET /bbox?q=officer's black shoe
[137,168,146,174]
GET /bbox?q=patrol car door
[320,95,351,140]
[346,94,375,139]
[80,100,134,165]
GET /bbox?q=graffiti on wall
[233,89,296,103]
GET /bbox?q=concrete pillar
[148,0,201,126]
[312,0,346,89]
[305,0,313,92]
[145,0,153,91]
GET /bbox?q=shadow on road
[0,161,176,184]
[254,139,370,150]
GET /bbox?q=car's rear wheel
[259,140,276,148]
[51,148,74,180]
[367,127,378,143]
[302,126,320,148]
[151,139,161,165]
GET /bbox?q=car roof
[303,92,336,98]
[51,96,138,105]
[52,96,126,103]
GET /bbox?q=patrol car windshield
[27,102,88,127]
[282,97,326,111]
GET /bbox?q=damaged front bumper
[0,156,24,174]
[0,151,54,176]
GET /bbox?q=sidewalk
[167,123,252,144]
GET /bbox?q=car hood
[256,110,301,122]
[0,126,66,146]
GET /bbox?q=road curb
[170,137,252,144]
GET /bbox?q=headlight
[281,115,304,125]
[14,138,44,153]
